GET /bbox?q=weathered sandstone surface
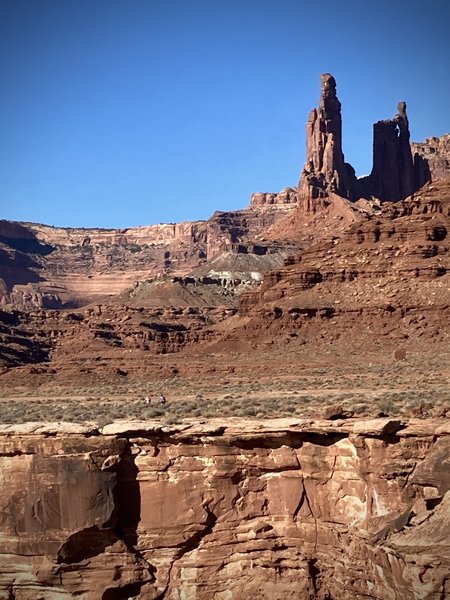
[1,178,449,374]
[361,101,416,201]
[236,178,450,348]
[298,73,358,204]
[0,200,297,310]
[297,74,429,205]
[0,418,448,600]
[0,302,239,370]
[0,219,208,309]
[250,187,298,207]
[412,133,450,186]
[1,73,450,600]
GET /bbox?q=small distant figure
[145,396,150,405]
[159,394,167,406]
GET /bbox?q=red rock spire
[298,73,357,207]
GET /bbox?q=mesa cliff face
[238,178,450,350]
[1,179,448,373]
[0,219,209,309]
[0,201,296,310]
[412,133,450,186]
[0,418,449,600]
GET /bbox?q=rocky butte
[0,74,449,599]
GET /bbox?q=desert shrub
[378,399,401,415]
[202,409,216,418]
[97,416,113,428]
[352,404,369,414]
[146,407,164,418]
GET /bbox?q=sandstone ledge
[0,416,448,438]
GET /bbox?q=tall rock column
[298,73,357,207]
[368,102,415,201]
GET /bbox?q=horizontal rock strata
[0,201,297,310]
[0,417,448,599]
[237,178,450,351]
[412,133,450,186]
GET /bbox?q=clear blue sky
[1,0,449,228]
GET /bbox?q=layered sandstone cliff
[0,219,209,309]
[1,72,450,600]
[0,200,297,310]
[238,178,450,349]
[0,418,448,600]
[412,133,450,186]
[1,178,449,373]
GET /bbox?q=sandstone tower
[299,74,418,204]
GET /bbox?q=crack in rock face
[0,420,448,599]
[0,435,154,599]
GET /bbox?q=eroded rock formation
[360,101,416,202]
[2,74,449,311]
[0,302,240,370]
[298,75,423,205]
[0,199,297,310]
[1,73,450,600]
[238,178,450,347]
[0,418,449,599]
[412,133,450,187]
[297,74,450,209]
[250,187,298,207]
[298,73,357,206]
[1,179,449,373]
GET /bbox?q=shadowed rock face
[0,418,448,599]
[0,433,152,599]
[363,101,416,201]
